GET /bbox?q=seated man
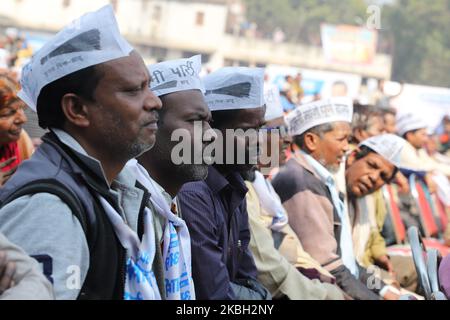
[397,112,450,206]
[272,98,399,300]
[0,232,54,299]
[126,55,213,299]
[344,106,415,290]
[345,134,418,293]
[177,67,270,300]
[244,86,346,300]
[0,5,163,299]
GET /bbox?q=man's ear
[304,132,319,152]
[61,93,90,127]
[346,147,360,167]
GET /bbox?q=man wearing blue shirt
[178,67,270,300]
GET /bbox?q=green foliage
[243,0,450,87]
[243,0,367,44]
[382,0,450,86]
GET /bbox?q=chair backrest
[423,185,444,233]
[409,175,439,237]
[431,292,447,300]
[408,226,433,299]
[432,194,449,230]
[427,249,441,293]
[382,185,406,243]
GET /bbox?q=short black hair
[350,103,382,144]
[352,103,382,130]
[36,65,103,129]
[355,145,374,160]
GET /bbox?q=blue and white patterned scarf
[128,160,195,300]
[97,161,195,300]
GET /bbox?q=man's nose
[342,140,350,153]
[144,89,162,111]
[369,171,380,184]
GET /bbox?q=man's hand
[0,157,17,187]
[0,251,16,295]
[383,289,400,300]
[375,255,394,273]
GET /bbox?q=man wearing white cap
[398,112,450,178]
[345,134,418,294]
[244,86,346,299]
[397,112,450,206]
[177,67,270,299]
[0,5,163,299]
[272,98,390,299]
[124,55,216,300]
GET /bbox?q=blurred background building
[0,0,449,134]
[0,0,390,78]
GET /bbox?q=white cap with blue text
[264,84,284,121]
[18,4,133,111]
[148,55,204,97]
[359,134,406,168]
[203,67,265,111]
[285,97,353,136]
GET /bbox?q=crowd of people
[0,5,449,300]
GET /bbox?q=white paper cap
[203,67,265,111]
[148,55,204,97]
[396,112,428,136]
[286,97,353,136]
[264,84,284,121]
[18,4,133,111]
[359,134,406,168]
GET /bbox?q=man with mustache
[346,108,417,292]
[0,5,162,299]
[127,55,216,299]
[272,98,399,300]
[244,86,346,299]
[346,134,418,294]
[177,67,270,299]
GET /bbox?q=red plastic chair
[409,175,439,238]
[383,185,406,244]
[382,184,450,257]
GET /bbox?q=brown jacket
[272,153,381,300]
[245,181,344,299]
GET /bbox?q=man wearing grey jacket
[0,233,54,300]
[0,6,162,299]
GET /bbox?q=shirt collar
[51,128,111,188]
[205,165,248,197]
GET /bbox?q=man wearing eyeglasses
[243,87,347,299]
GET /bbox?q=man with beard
[0,5,162,299]
[272,98,399,300]
[244,86,346,299]
[177,67,270,299]
[127,55,215,299]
